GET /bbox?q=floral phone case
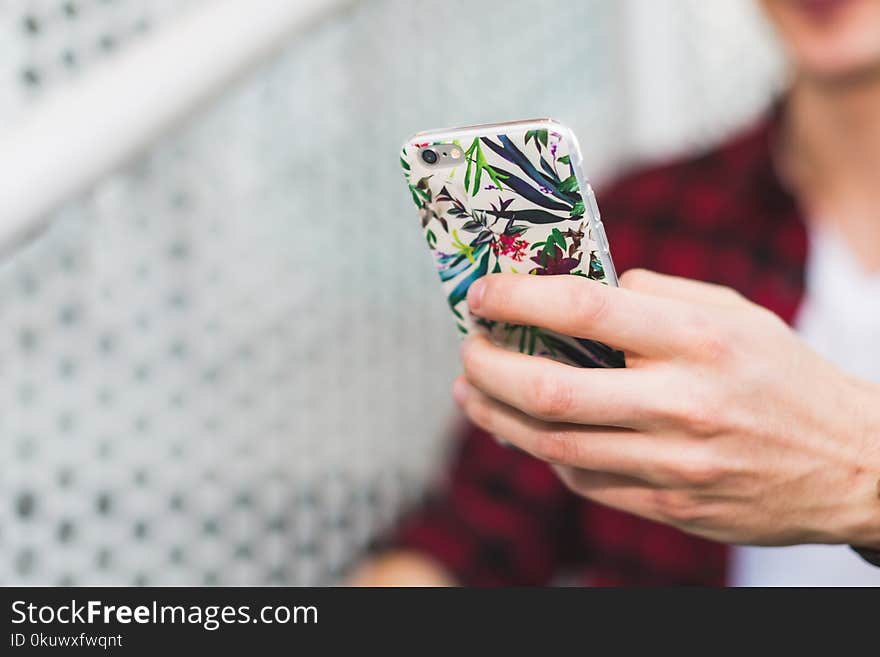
[401,118,624,368]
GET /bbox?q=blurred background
[1,0,785,585]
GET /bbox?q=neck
[788,72,880,184]
[785,71,880,270]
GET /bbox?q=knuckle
[464,396,495,434]
[651,489,706,525]
[570,280,611,327]
[527,373,574,420]
[676,453,724,488]
[533,432,579,465]
[480,276,510,313]
[654,393,723,438]
[684,316,733,363]
[697,335,729,363]
[720,286,746,304]
[702,280,745,304]
[460,342,482,378]
[684,399,724,438]
[618,268,653,290]
[756,306,787,331]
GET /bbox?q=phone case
[401,118,624,368]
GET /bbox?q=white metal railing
[0,0,350,255]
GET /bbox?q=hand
[348,551,455,587]
[453,269,880,548]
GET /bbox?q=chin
[760,0,880,83]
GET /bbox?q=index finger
[466,273,697,356]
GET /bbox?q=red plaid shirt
[393,105,808,586]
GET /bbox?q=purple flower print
[530,245,581,275]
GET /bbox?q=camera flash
[450,147,462,158]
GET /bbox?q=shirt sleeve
[389,421,583,586]
[851,545,880,567]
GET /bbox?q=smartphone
[400,118,624,368]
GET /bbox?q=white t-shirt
[731,226,880,586]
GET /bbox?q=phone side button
[585,187,601,222]
[594,221,610,252]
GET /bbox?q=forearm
[348,551,457,587]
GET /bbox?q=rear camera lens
[421,148,438,164]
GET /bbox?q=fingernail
[467,278,486,312]
[452,378,470,405]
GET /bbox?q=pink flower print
[492,234,529,261]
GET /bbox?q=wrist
[840,380,880,549]
[850,478,880,551]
